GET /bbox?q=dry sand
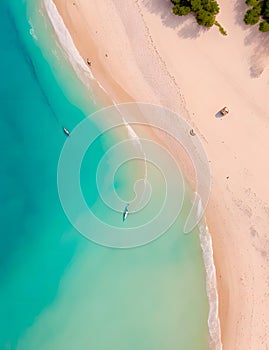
[50,0,269,348]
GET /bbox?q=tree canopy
[170,0,269,34]
[170,0,225,34]
[244,0,269,31]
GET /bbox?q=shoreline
[43,0,222,348]
[45,0,269,349]
[44,0,222,350]
[43,0,222,347]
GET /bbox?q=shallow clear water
[0,1,210,349]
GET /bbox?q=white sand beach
[50,0,269,348]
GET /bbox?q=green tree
[245,0,260,6]
[203,0,220,14]
[243,0,269,32]
[215,21,227,35]
[244,8,262,24]
[190,0,202,12]
[196,9,215,27]
[263,0,269,19]
[259,20,269,30]
[172,0,190,5]
[170,0,224,33]
[173,5,192,15]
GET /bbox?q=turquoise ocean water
[0,0,210,349]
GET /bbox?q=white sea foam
[43,0,148,196]
[113,103,147,176]
[29,20,38,41]
[43,0,94,88]
[42,0,143,148]
[119,110,148,203]
[43,2,222,348]
[201,226,223,350]
[197,196,222,350]
[43,0,121,104]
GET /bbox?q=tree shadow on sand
[233,0,269,78]
[178,21,205,39]
[141,0,183,29]
[140,0,203,38]
[245,30,269,78]
[233,0,249,29]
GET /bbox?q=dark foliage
[170,0,222,30]
[244,0,269,32]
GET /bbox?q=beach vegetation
[170,0,226,34]
[245,0,260,6]
[202,0,220,14]
[173,5,192,15]
[244,0,269,32]
[244,7,262,24]
[215,21,228,35]
[190,0,203,12]
[259,20,269,30]
[196,9,215,27]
